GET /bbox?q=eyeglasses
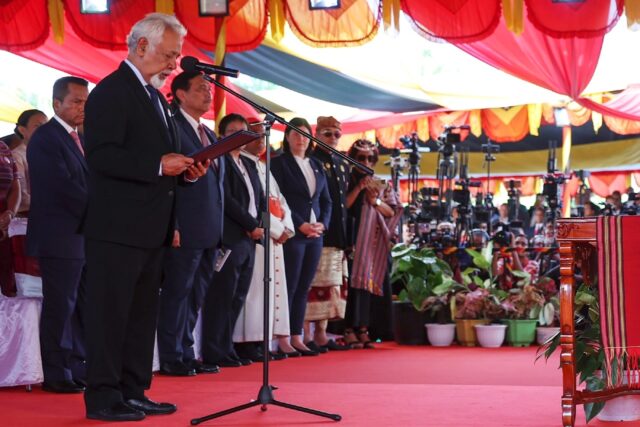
[321,130,342,139]
[356,155,375,163]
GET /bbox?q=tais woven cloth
[598,215,640,387]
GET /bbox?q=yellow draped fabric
[625,0,640,28]
[527,103,542,136]
[155,0,174,14]
[470,109,482,137]
[48,0,64,45]
[566,102,591,127]
[269,0,287,43]
[502,0,524,35]
[382,0,401,32]
[428,111,469,141]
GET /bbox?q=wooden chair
[557,217,640,427]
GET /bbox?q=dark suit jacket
[83,62,179,248]
[312,147,349,248]
[173,110,225,249]
[221,154,265,246]
[271,151,332,232]
[26,118,88,259]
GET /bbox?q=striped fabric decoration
[597,216,640,387]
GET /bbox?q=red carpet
[2,343,638,426]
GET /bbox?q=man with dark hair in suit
[82,13,207,422]
[156,71,224,377]
[200,113,265,368]
[27,76,89,394]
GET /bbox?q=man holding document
[157,70,225,378]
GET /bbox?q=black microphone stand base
[190,384,342,425]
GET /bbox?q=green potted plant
[390,244,456,345]
[453,248,504,346]
[500,272,545,346]
[538,282,606,422]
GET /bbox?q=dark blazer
[312,147,350,248]
[271,151,332,232]
[26,118,88,259]
[82,62,179,248]
[173,110,225,249]
[221,154,265,246]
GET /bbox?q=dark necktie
[145,84,166,126]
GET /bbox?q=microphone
[180,56,239,78]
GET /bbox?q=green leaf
[398,289,408,302]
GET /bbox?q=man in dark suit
[82,13,207,422]
[27,76,89,394]
[157,71,224,377]
[201,113,265,368]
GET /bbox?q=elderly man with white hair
[82,13,207,422]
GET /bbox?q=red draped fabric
[0,0,49,52]
[525,0,623,38]
[285,0,380,47]
[401,0,501,43]
[454,16,603,99]
[65,0,154,50]
[175,0,267,52]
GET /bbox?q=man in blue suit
[27,76,90,394]
[157,71,224,376]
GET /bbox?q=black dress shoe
[187,360,220,374]
[73,377,87,388]
[159,361,196,377]
[320,339,350,351]
[291,345,319,357]
[213,357,242,368]
[87,402,145,422]
[42,380,84,393]
[125,397,177,415]
[270,352,288,361]
[305,341,328,354]
[229,353,252,366]
[277,347,301,358]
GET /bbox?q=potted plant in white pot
[390,244,457,345]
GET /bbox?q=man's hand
[162,153,194,176]
[249,227,265,240]
[275,231,291,245]
[185,160,210,181]
[172,230,181,248]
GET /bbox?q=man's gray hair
[126,13,187,53]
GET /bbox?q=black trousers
[83,239,164,412]
[201,239,254,363]
[283,235,323,335]
[157,247,217,364]
[38,257,86,383]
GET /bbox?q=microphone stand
[191,73,371,425]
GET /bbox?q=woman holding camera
[343,139,402,348]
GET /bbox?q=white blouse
[293,154,317,223]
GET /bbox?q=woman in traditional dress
[343,139,402,348]
[0,140,21,296]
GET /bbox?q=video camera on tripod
[541,140,568,222]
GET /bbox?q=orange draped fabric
[377,122,417,149]
[401,0,501,43]
[285,0,381,47]
[588,172,630,197]
[175,0,267,52]
[0,0,49,52]
[428,111,470,142]
[481,106,529,143]
[566,103,592,127]
[602,115,640,135]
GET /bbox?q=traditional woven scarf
[351,189,402,296]
[598,216,640,387]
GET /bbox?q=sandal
[358,328,375,349]
[343,328,364,349]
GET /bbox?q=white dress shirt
[293,154,316,223]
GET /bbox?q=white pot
[425,323,456,347]
[597,371,640,421]
[536,326,560,345]
[474,324,507,348]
